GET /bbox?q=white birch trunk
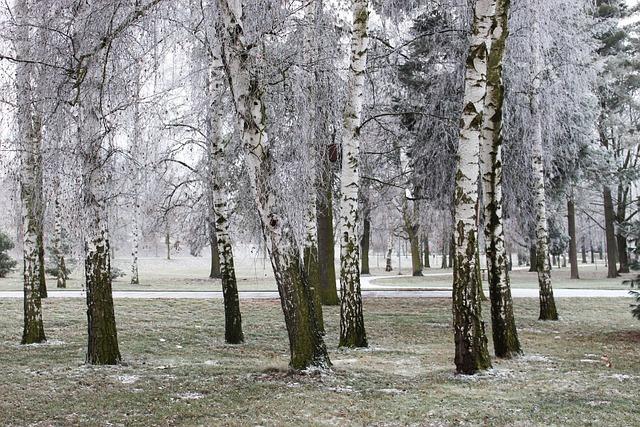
[479,0,521,357]
[218,0,329,369]
[206,41,244,344]
[130,70,142,286]
[530,13,558,321]
[53,180,66,289]
[16,0,46,344]
[385,233,393,271]
[452,0,493,374]
[338,0,369,348]
[302,1,324,331]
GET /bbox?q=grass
[0,296,638,426]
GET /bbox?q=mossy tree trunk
[479,0,522,359]
[219,0,329,369]
[452,0,494,375]
[79,60,122,365]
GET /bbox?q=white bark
[16,0,45,344]
[130,69,142,285]
[385,232,393,271]
[479,0,521,356]
[218,0,328,369]
[338,0,369,348]
[452,0,494,374]
[530,12,557,320]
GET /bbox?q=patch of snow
[174,392,205,400]
[519,354,550,363]
[175,345,183,349]
[19,339,66,348]
[333,358,358,365]
[579,359,599,363]
[204,360,220,366]
[601,374,634,382]
[159,338,166,342]
[326,385,357,393]
[116,375,139,384]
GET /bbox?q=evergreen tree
[0,231,17,278]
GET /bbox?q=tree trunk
[209,228,221,279]
[567,198,580,279]
[479,0,521,358]
[452,0,494,375]
[385,233,394,271]
[165,228,171,260]
[316,167,339,305]
[581,237,587,264]
[441,233,447,269]
[603,187,618,278]
[17,0,46,342]
[337,0,369,348]
[53,182,67,289]
[615,187,629,273]
[423,233,431,268]
[360,215,370,275]
[206,46,244,343]
[37,228,46,298]
[528,244,537,272]
[530,11,558,321]
[130,70,142,286]
[79,62,121,365]
[219,0,329,369]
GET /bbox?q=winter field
[1,254,638,425]
[0,296,637,426]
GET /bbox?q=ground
[0,296,638,426]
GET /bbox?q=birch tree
[529,11,558,321]
[479,0,521,357]
[452,0,493,374]
[338,0,370,348]
[217,0,329,370]
[71,0,163,364]
[204,20,244,343]
[16,0,45,344]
